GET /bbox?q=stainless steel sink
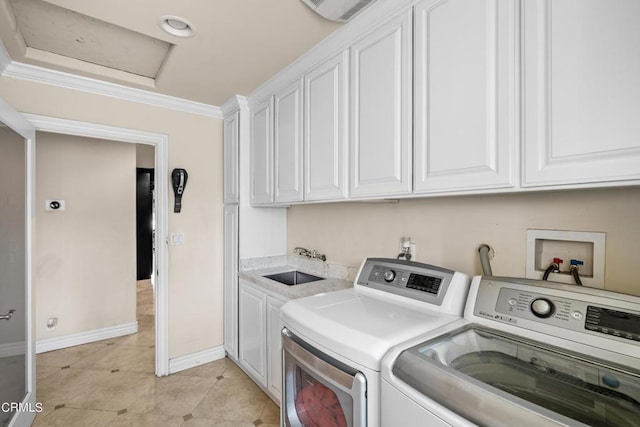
[263,270,324,286]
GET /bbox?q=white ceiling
[0,0,342,106]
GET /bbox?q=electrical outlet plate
[526,229,606,288]
[170,233,185,246]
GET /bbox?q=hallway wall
[35,132,136,340]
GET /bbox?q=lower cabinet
[223,205,238,361]
[238,279,288,403]
[266,296,285,401]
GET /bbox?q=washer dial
[531,298,555,318]
[383,270,396,282]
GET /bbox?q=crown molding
[2,60,223,118]
[221,94,249,118]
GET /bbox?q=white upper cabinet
[223,110,240,204]
[304,51,349,201]
[414,0,517,193]
[250,98,274,205]
[522,0,640,187]
[274,80,304,203]
[349,10,413,198]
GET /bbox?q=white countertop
[238,264,353,300]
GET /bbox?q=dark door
[136,168,154,280]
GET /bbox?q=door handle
[0,309,16,320]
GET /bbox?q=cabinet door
[274,80,304,203]
[523,0,640,186]
[266,295,286,403]
[414,0,516,193]
[250,98,274,205]
[223,111,240,204]
[223,205,239,360]
[304,51,349,201]
[238,281,267,387]
[350,10,412,198]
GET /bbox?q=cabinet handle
[0,309,16,320]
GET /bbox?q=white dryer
[280,258,471,427]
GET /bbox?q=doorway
[24,114,169,376]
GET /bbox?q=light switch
[170,233,185,246]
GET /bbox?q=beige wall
[136,143,155,169]
[35,133,136,339]
[0,76,222,358]
[288,187,640,296]
[0,123,26,347]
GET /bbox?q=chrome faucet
[294,247,327,262]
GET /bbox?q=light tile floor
[33,280,279,427]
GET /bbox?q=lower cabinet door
[238,281,267,387]
[267,295,286,402]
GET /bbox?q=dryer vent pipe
[478,244,493,276]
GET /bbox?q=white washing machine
[280,257,471,427]
[381,276,640,427]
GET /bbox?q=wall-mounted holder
[526,229,606,288]
[397,237,416,261]
[171,168,188,213]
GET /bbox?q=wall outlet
[526,229,606,288]
[46,317,58,330]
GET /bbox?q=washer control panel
[479,282,640,344]
[368,265,443,295]
[357,258,456,306]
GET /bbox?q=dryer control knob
[531,298,555,318]
[383,270,396,282]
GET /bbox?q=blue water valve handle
[570,259,584,266]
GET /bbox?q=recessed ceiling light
[159,16,194,38]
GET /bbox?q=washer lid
[393,325,640,427]
[281,288,461,371]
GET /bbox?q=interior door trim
[22,113,171,377]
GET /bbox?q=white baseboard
[36,322,138,354]
[168,345,226,374]
[0,341,26,357]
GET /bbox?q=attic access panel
[10,0,171,79]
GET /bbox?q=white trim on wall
[0,40,11,74]
[2,61,222,119]
[168,345,226,374]
[0,341,26,358]
[36,322,138,354]
[23,114,171,377]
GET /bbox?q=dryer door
[282,328,366,427]
[393,325,640,427]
